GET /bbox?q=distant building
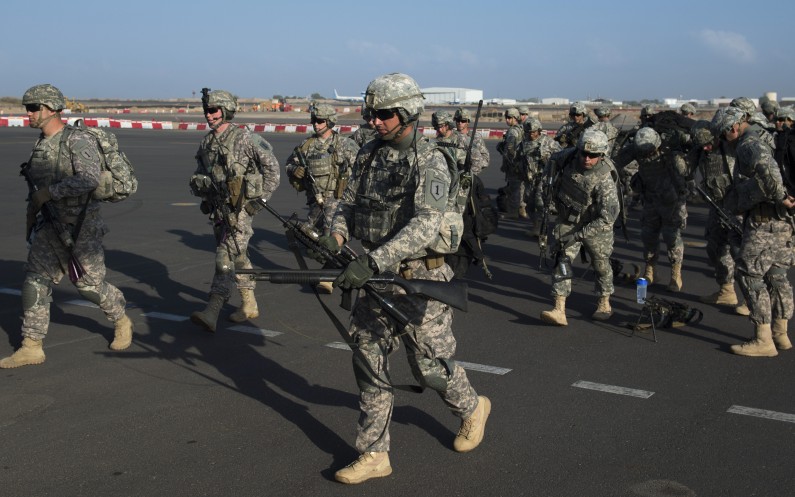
[663,98,709,109]
[421,87,484,105]
[540,97,569,106]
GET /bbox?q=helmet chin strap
[31,109,58,129]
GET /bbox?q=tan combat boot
[667,262,682,292]
[454,396,492,452]
[699,283,738,306]
[518,206,529,219]
[315,281,334,294]
[772,319,792,350]
[334,452,392,484]
[109,314,134,351]
[540,296,568,326]
[731,323,778,357]
[229,289,259,323]
[190,294,225,332]
[643,263,655,284]
[0,337,45,369]
[592,295,613,321]
[735,302,751,316]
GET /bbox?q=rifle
[695,185,743,236]
[20,162,86,282]
[293,147,324,207]
[461,100,492,279]
[207,178,242,255]
[236,269,468,312]
[258,199,468,326]
[537,160,560,269]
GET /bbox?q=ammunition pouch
[244,173,264,199]
[227,176,243,208]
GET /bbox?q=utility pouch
[227,176,243,207]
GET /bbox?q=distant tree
[272,94,284,100]
[310,92,324,100]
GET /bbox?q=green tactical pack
[72,119,138,202]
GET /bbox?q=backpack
[427,142,468,255]
[72,120,138,202]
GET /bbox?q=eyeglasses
[777,117,788,122]
[311,118,326,125]
[582,151,603,159]
[455,118,469,123]
[204,107,220,114]
[25,104,42,112]
[373,108,397,121]
[434,123,448,129]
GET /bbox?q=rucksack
[71,120,138,202]
[428,142,468,255]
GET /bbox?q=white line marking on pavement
[65,299,98,308]
[324,342,512,375]
[572,380,655,399]
[0,288,21,296]
[228,325,283,338]
[143,312,189,322]
[727,405,795,424]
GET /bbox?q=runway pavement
[0,126,793,497]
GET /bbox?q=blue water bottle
[636,278,648,304]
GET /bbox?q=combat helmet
[22,84,65,112]
[454,107,471,122]
[729,97,756,118]
[578,129,609,155]
[594,106,612,118]
[761,99,779,117]
[690,120,715,147]
[505,108,520,119]
[778,106,795,122]
[364,72,424,124]
[680,103,696,116]
[205,90,238,120]
[710,107,745,136]
[518,105,530,116]
[432,110,455,129]
[569,102,587,116]
[634,127,662,155]
[312,103,337,127]
[523,116,543,134]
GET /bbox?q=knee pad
[21,274,53,311]
[215,251,233,274]
[410,356,455,393]
[77,284,103,305]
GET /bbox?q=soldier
[690,117,742,306]
[627,127,689,292]
[593,105,619,156]
[540,129,620,326]
[350,106,378,147]
[518,105,530,124]
[520,117,561,236]
[285,104,359,293]
[773,106,795,186]
[0,84,133,368]
[432,110,468,167]
[454,107,490,175]
[555,102,596,149]
[497,107,525,218]
[680,103,696,118]
[320,73,490,484]
[730,96,776,148]
[188,89,280,332]
[719,106,795,357]
[761,99,780,125]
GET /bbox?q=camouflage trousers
[504,168,524,213]
[307,197,340,237]
[736,218,795,325]
[641,201,686,265]
[210,208,255,298]
[348,260,478,453]
[23,215,126,340]
[704,206,742,285]
[551,224,615,297]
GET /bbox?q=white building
[540,97,570,106]
[421,87,484,105]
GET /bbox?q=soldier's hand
[307,235,340,263]
[334,255,375,290]
[293,166,306,179]
[30,188,51,213]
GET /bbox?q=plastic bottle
[636,278,648,304]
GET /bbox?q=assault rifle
[207,179,242,255]
[695,185,743,236]
[258,199,469,325]
[293,147,324,207]
[20,162,86,282]
[537,160,560,269]
[461,100,492,279]
[236,269,468,312]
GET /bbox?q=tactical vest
[27,129,89,210]
[637,152,682,205]
[699,144,734,201]
[555,154,608,225]
[199,125,265,210]
[521,139,543,176]
[300,133,342,195]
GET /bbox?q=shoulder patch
[425,168,448,210]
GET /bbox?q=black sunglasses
[373,108,397,121]
[311,118,327,124]
[204,107,220,114]
[25,104,42,112]
[582,151,603,159]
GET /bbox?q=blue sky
[2,0,793,102]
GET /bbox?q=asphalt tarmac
[0,126,793,497]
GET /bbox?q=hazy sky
[2,0,793,102]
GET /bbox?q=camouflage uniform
[454,107,490,176]
[286,106,359,235]
[497,108,524,217]
[520,117,561,229]
[555,102,597,149]
[330,74,484,467]
[189,90,280,331]
[1,83,133,368]
[351,107,378,147]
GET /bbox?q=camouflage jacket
[286,131,359,198]
[519,133,561,180]
[729,130,788,214]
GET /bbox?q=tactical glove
[30,188,51,213]
[307,235,340,263]
[293,166,306,179]
[335,255,376,290]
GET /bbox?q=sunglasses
[25,104,42,112]
[582,152,603,159]
[373,108,397,121]
[311,118,327,124]
[204,107,220,114]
